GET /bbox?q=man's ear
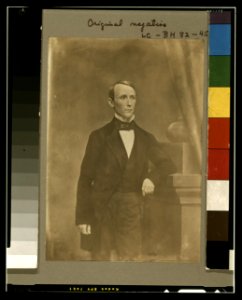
[108,97,114,108]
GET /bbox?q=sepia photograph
[45,37,206,262]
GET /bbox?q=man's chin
[124,114,134,121]
[116,112,134,122]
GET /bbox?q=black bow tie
[115,119,135,131]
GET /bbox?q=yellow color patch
[208,87,230,117]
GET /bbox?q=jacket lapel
[130,124,147,167]
[106,125,128,171]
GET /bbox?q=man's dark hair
[108,80,136,100]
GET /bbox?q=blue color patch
[209,24,231,55]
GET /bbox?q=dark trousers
[92,192,143,261]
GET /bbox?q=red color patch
[208,118,230,149]
[208,149,230,179]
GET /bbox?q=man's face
[110,83,136,121]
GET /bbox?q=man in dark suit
[76,80,176,261]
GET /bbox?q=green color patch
[209,56,231,87]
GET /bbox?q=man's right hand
[78,224,91,235]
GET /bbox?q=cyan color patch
[209,24,231,55]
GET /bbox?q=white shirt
[119,130,135,158]
[115,113,135,158]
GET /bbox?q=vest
[116,142,141,193]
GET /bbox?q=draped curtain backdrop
[164,39,205,173]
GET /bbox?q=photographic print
[45,37,206,262]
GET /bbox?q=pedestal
[169,173,201,261]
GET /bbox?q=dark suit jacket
[76,118,177,227]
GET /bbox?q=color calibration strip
[6,8,40,269]
[206,11,233,270]
[7,77,39,269]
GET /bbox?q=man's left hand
[142,178,155,196]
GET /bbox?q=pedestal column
[167,119,201,261]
